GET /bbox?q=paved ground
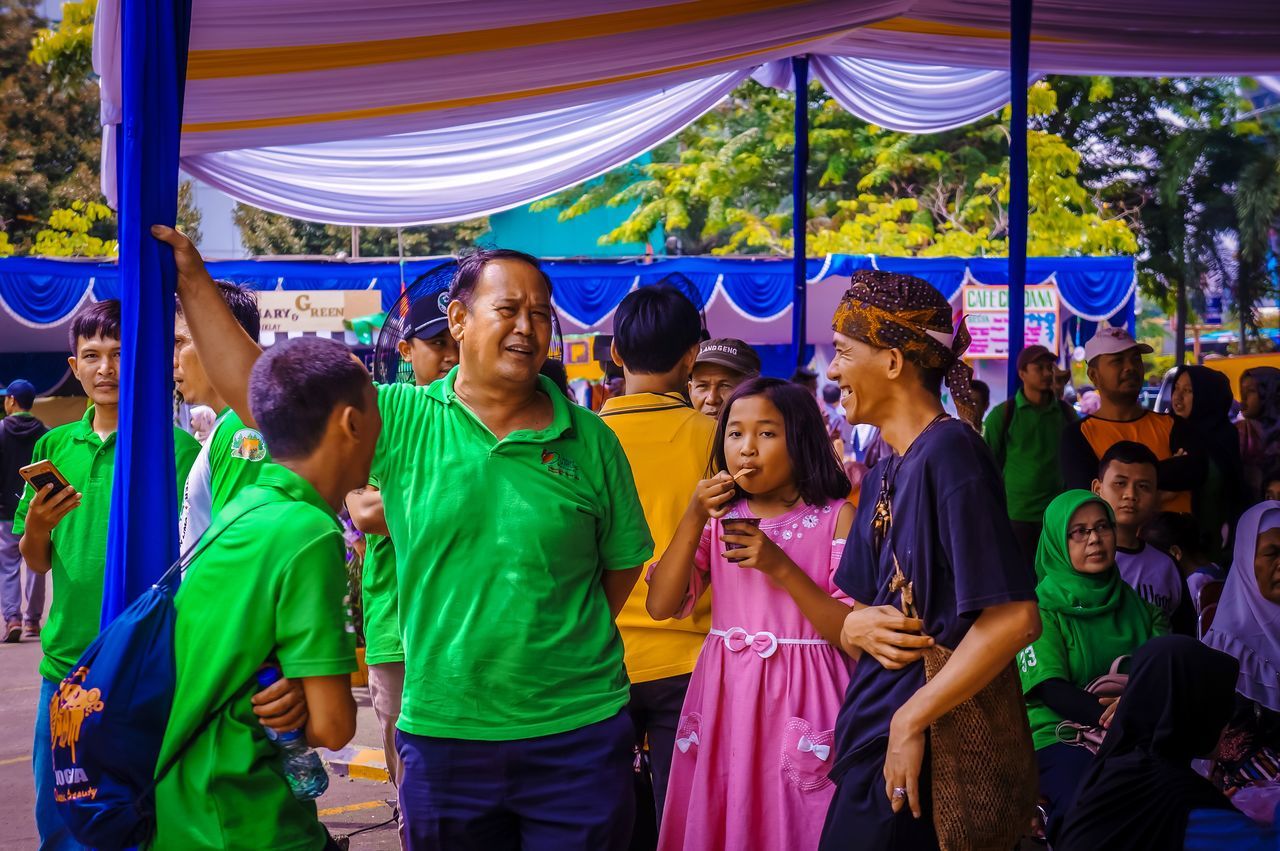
[0,591,400,850]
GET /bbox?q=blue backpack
[49,510,253,850]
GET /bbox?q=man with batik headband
[820,270,1041,849]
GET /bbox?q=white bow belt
[709,627,828,659]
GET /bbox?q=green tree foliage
[1040,76,1280,332]
[233,204,490,257]
[31,200,117,256]
[28,0,95,88]
[533,80,1136,258]
[0,0,105,252]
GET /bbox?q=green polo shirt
[372,368,654,740]
[151,463,356,851]
[361,473,403,666]
[13,407,199,682]
[983,390,1072,523]
[180,407,270,550]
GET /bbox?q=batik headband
[832,270,979,424]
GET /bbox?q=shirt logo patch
[230,429,267,461]
[541,449,579,480]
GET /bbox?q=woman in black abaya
[1057,635,1277,851]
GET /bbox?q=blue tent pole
[791,55,810,368]
[1006,0,1033,398]
[102,0,194,627]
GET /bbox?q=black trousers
[626,672,693,848]
[1010,520,1043,575]
[819,743,940,851]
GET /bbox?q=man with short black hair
[175,280,272,550]
[688,337,760,418]
[1092,441,1187,628]
[15,300,200,851]
[599,285,715,838]
[1060,326,1201,510]
[0,379,48,642]
[153,336,374,850]
[984,345,1076,568]
[822,270,1041,849]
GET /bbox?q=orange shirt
[1079,412,1192,513]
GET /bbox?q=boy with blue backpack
[14,300,201,851]
[148,337,376,850]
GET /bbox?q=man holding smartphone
[13,300,201,851]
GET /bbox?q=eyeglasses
[1067,522,1116,543]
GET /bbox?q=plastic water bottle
[255,666,330,800]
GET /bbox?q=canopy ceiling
[93,0,1280,225]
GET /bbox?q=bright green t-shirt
[1017,587,1167,750]
[361,523,403,665]
[180,407,270,551]
[372,369,654,740]
[13,407,199,682]
[982,391,1072,523]
[151,463,356,851]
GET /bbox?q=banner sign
[257,290,382,333]
[961,284,1060,359]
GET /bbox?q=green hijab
[1036,490,1126,616]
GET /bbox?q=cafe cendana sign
[961,285,1060,360]
[257,290,382,333]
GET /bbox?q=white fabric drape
[752,57,1028,133]
[812,56,1029,133]
[179,71,749,226]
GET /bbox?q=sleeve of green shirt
[275,531,358,678]
[1017,611,1071,694]
[173,428,201,494]
[10,431,51,538]
[371,382,409,483]
[982,402,1006,465]
[594,427,655,571]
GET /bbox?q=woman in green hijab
[1016,489,1166,842]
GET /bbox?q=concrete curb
[321,745,390,783]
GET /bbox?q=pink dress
[658,498,854,851]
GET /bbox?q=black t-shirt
[832,418,1037,779]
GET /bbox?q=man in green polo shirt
[983,344,1076,568]
[14,300,200,851]
[175,279,272,551]
[151,337,376,851]
[155,226,654,848]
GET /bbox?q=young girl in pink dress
[647,377,857,851]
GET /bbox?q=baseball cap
[1016,344,1056,371]
[694,338,761,377]
[403,291,450,341]
[0,379,36,409]
[1083,326,1153,363]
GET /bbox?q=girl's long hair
[712,377,851,506]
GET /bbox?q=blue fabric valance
[0,253,1136,332]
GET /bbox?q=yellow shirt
[600,393,716,683]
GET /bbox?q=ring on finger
[892,786,907,800]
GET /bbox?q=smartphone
[19,460,70,498]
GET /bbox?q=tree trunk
[1174,271,1188,366]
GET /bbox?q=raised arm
[152,225,262,427]
[646,473,735,620]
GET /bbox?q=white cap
[1084,326,1153,363]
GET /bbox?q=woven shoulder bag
[892,555,1039,851]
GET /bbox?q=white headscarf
[1204,501,1280,712]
